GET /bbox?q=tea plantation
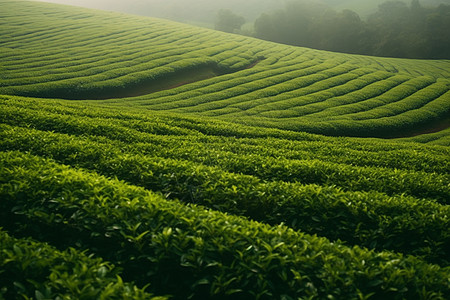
[0,0,449,299]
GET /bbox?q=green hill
[1,0,449,137]
[1,1,449,299]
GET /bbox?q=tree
[252,0,449,59]
[215,9,245,33]
[254,13,275,40]
[425,4,450,58]
[325,9,369,54]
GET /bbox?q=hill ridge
[1,0,449,137]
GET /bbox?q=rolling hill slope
[1,94,449,299]
[1,0,450,137]
[1,1,449,299]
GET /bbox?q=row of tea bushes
[1,123,448,265]
[0,230,163,299]
[2,95,448,172]
[1,151,449,299]
[1,99,448,202]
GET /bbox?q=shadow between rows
[18,58,265,100]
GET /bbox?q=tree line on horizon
[216,0,450,59]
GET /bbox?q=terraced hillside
[1,95,450,299]
[0,0,449,299]
[1,0,450,137]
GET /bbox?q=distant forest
[218,0,450,59]
[243,0,450,59]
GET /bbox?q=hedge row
[1,117,448,206]
[1,151,449,299]
[0,230,164,299]
[1,101,448,201]
[2,96,448,173]
[1,125,448,265]
[144,60,334,109]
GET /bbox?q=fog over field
[29,0,450,59]
[31,0,450,25]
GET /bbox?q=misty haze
[1,0,450,299]
[31,0,450,59]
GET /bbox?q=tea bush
[1,151,449,299]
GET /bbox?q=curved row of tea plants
[1,120,448,204]
[0,1,264,99]
[1,96,449,266]
[1,0,449,137]
[2,123,449,264]
[1,97,448,201]
[1,96,448,174]
[1,151,449,299]
[0,230,164,299]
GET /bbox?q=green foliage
[0,97,449,267]
[253,0,450,59]
[0,2,449,298]
[215,9,246,33]
[0,151,449,299]
[0,230,164,300]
